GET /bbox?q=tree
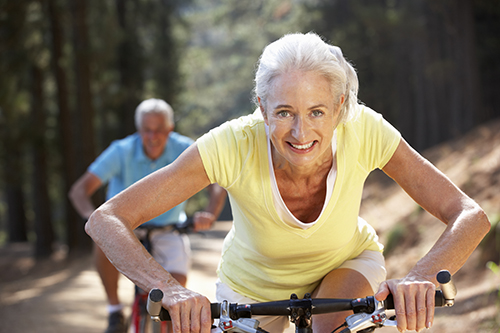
[305,0,488,151]
[0,1,30,243]
[46,0,81,253]
[0,0,190,256]
[69,0,95,252]
[151,0,181,107]
[30,65,55,258]
[175,0,309,137]
[114,0,144,138]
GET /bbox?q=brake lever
[343,298,395,332]
[218,300,265,333]
[345,270,456,332]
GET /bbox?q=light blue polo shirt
[89,132,194,226]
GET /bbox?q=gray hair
[253,32,359,124]
[134,98,174,130]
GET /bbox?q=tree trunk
[0,2,29,243]
[455,0,481,131]
[153,0,180,106]
[5,147,28,243]
[31,65,54,258]
[115,0,143,137]
[47,0,82,253]
[70,0,95,252]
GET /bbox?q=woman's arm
[85,143,214,333]
[377,138,490,332]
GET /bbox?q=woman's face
[260,70,343,169]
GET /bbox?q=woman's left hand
[375,274,436,332]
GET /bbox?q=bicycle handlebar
[147,270,456,332]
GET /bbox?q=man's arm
[85,144,214,333]
[193,183,227,231]
[68,171,103,219]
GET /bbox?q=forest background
[0,0,499,260]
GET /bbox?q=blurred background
[1,1,500,331]
[0,0,499,279]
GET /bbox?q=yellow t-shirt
[197,105,401,302]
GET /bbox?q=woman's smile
[288,140,317,151]
[261,70,343,169]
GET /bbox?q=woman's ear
[339,93,345,106]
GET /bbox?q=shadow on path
[0,221,232,333]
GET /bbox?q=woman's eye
[312,110,324,117]
[277,110,290,117]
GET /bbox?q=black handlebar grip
[384,270,456,309]
[384,291,450,309]
[159,302,220,321]
[384,294,394,309]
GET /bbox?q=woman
[86,33,490,333]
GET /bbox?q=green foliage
[1,0,500,256]
[486,260,500,327]
[0,0,193,252]
[383,223,407,256]
[383,205,423,256]
[174,0,312,138]
[479,214,500,265]
[303,0,500,151]
[487,261,500,275]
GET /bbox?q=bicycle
[130,218,195,333]
[146,270,457,333]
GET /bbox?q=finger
[404,288,417,331]
[415,287,427,332]
[200,301,213,333]
[394,285,408,332]
[169,304,182,333]
[375,281,390,301]
[190,303,201,333]
[426,286,435,329]
[180,302,191,333]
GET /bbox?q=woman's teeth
[290,141,314,149]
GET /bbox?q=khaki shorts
[214,250,386,333]
[135,229,191,276]
[337,249,386,293]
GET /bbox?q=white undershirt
[266,126,338,230]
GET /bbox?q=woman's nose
[291,116,308,140]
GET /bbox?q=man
[69,98,226,333]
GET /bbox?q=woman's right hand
[162,284,213,333]
[375,274,436,332]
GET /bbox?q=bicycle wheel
[132,293,168,333]
[131,292,149,333]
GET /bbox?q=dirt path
[0,218,499,333]
[0,222,230,333]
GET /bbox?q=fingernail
[427,321,432,329]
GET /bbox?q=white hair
[134,98,174,130]
[253,32,359,124]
